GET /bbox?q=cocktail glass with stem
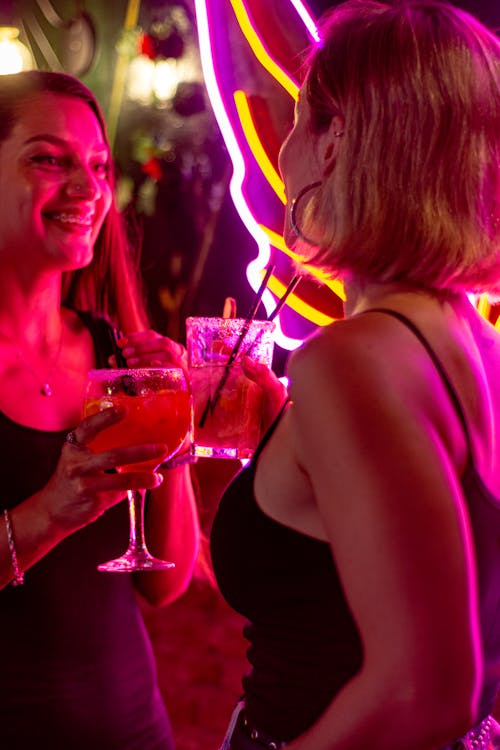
[83,367,191,572]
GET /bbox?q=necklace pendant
[40,383,53,397]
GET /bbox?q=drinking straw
[198,264,275,427]
[101,325,127,368]
[267,274,300,322]
[244,263,276,321]
[241,274,301,359]
[101,328,137,395]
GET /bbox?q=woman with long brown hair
[0,70,199,749]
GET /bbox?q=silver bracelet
[3,509,24,586]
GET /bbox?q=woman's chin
[58,244,94,271]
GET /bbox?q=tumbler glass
[186,317,275,459]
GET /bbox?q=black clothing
[0,311,173,749]
[211,309,500,743]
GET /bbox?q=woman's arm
[133,463,200,606]
[285,320,481,750]
[0,407,167,590]
[120,329,287,606]
[117,329,200,605]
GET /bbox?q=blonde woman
[212,2,500,748]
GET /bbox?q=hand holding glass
[186,317,275,459]
[83,367,192,572]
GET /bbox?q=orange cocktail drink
[83,367,191,573]
[84,390,191,470]
[83,368,192,471]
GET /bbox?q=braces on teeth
[52,213,92,225]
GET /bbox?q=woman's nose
[66,167,101,199]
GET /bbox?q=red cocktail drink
[83,367,192,573]
[84,389,191,470]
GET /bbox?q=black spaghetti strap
[365,308,473,456]
[252,397,291,463]
[73,310,118,369]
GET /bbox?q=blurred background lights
[0,26,34,74]
[127,55,180,103]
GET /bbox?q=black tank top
[210,308,500,742]
[0,311,173,750]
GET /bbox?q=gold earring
[290,181,322,244]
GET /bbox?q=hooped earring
[290,181,322,244]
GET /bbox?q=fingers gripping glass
[83,368,192,572]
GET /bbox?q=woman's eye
[30,154,65,168]
[93,162,110,178]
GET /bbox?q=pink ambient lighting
[194,0,339,351]
[194,0,500,348]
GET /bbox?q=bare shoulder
[287,310,468,475]
[288,314,408,404]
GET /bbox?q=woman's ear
[320,115,345,176]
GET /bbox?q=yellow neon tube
[266,274,337,326]
[234,90,286,203]
[229,0,299,100]
[261,225,346,301]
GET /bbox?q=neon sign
[194,0,500,346]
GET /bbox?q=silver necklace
[2,332,63,397]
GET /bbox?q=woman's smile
[0,91,111,270]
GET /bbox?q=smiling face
[0,91,112,273]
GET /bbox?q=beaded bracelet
[3,509,24,586]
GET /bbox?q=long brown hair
[0,70,148,331]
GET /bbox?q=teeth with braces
[50,213,93,226]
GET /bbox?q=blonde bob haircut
[296,0,500,293]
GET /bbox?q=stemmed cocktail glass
[83,367,191,572]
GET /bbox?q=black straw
[109,328,137,395]
[267,275,300,321]
[198,265,275,428]
[243,264,275,322]
[241,275,301,358]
